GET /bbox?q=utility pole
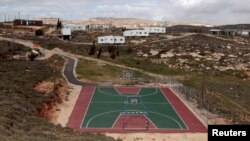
[201,64,205,103]
[53,59,58,105]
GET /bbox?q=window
[101,39,104,41]
[144,32,147,34]
[120,39,123,41]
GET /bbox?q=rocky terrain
[135,34,250,78]
[0,40,118,141]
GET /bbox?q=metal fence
[161,77,250,125]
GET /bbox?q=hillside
[36,17,212,27]
[0,40,118,141]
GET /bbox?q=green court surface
[81,87,187,129]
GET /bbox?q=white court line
[111,113,121,128]
[80,88,96,128]
[98,87,159,97]
[111,111,159,129]
[148,111,183,129]
[84,109,183,130]
[97,88,127,97]
[86,110,122,128]
[91,101,170,105]
[114,87,142,95]
[91,101,126,104]
[139,88,159,97]
[160,88,189,130]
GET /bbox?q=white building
[209,29,222,35]
[63,24,87,31]
[123,30,149,37]
[61,28,71,40]
[88,24,112,30]
[240,30,250,36]
[97,36,125,44]
[144,27,166,34]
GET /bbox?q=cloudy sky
[0,0,250,24]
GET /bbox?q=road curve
[0,36,97,87]
[63,56,97,86]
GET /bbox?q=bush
[35,30,44,36]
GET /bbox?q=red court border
[113,114,157,130]
[115,87,141,95]
[67,86,207,133]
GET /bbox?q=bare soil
[107,133,207,141]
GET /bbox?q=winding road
[0,36,96,86]
[0,36,172,86]
[62,56,97,86]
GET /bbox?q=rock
[189,52,203,58]
[149,50,159,56]
[143,54,149,58]
[137,51,143,56]
[195,58,201,61]
[228,54,237,58]
[160,52,174,58]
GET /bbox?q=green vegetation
[76,59,153,84]
[84,49,250,123]
[181,72,250,123]
[76,59,124,83]
[0,41,117,141]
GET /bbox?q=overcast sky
[0,0,250,24]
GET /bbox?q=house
[97,36,125,44]
[240,30,250,36]
[209,29,222,35]
[123,30,149,37]
[87,24,112,30]
[144,27,166,34]
[222,29,239,36]
[61,28,71,40]
[63,24,86,31]
[13,19,43,26]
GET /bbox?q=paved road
[63,56,97,86]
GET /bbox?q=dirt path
[0,36,208,141]
[107,133,207,141]
[146,33,197,44]
[203,34,249,44]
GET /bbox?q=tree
[127,46,132,54]
[116,46,120,56]
[111,46,117,59]
[35,29,44,36]
[97,47,102,58]
[108,45,112,53]
[56,19,62,29]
